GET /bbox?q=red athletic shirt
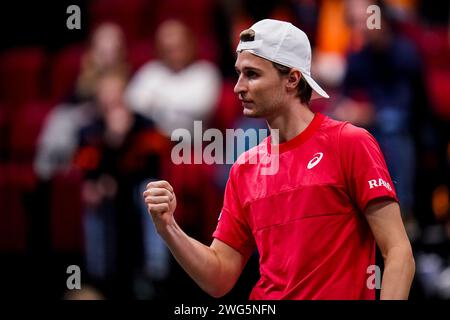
[212,113,398,300]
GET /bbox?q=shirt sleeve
[212,165,256,258]
[339,123,399,212]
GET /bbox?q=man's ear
[286,69,301,91]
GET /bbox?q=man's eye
[246,71,257,78]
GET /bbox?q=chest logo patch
[307,152,323,169]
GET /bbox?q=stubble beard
[244,96,282,120]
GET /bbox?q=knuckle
[162,180,173,190]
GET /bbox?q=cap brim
[302,73,329,99]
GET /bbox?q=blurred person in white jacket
[125,19,222,137]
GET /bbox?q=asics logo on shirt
[307,152,323,169]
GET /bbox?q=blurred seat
[9,100,53,163]
[0,102,11,160]
[426,69,450,120]
[197,35,219,64]
[418,27,450,69]
[400,22,450,120]
[89,0,152,42]
[402,23,450,69]
[209,80,241,132]
[48,44,84,102]
[50,168,84,252]
[0,164,27,252]
[128,40,155,73]
[0,47,46,104]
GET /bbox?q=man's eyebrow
[235,66,262,73]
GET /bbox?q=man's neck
[267,102,315,145]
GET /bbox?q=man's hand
[143,180,177,232]
[142,180,245,298]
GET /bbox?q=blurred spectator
[332,0,423,226]
[125,19,226,299]
[313,0,388,91]
[34,22,130,181]
[34,102,96,181]
[313,0,351,89]
[125,19,222,137]
[73,70,170,298]
[74,22,130,103]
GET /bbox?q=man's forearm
[144,180,241,298]
[158,222,228,297]
[380,246,415,300]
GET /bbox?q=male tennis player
[143,19,415,299]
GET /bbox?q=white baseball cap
[236,19,329,99]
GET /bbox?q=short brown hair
[239,29,255,42]
[239,29,312,105]
[272,62,312,105]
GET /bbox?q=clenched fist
[143,180,177,232]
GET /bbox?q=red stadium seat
[419,28,450,69]
[0,164,27,252]
[197,36,219,64]
[128,40,155,73]
[50,169,84,252]
[48,44,84,102]
[0,47,46,104]
[7,162,38,193]
[426,69,450,120]
[209,80,241,132]
[89,0,153,42]
[0,102,11,159]
[9,100,54,162]
[402,23,450,69]
[401,23,450,120]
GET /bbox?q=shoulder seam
[337,121,352,195]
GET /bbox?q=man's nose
[234,75,246,95]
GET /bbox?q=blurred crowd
[0,0,449,300]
